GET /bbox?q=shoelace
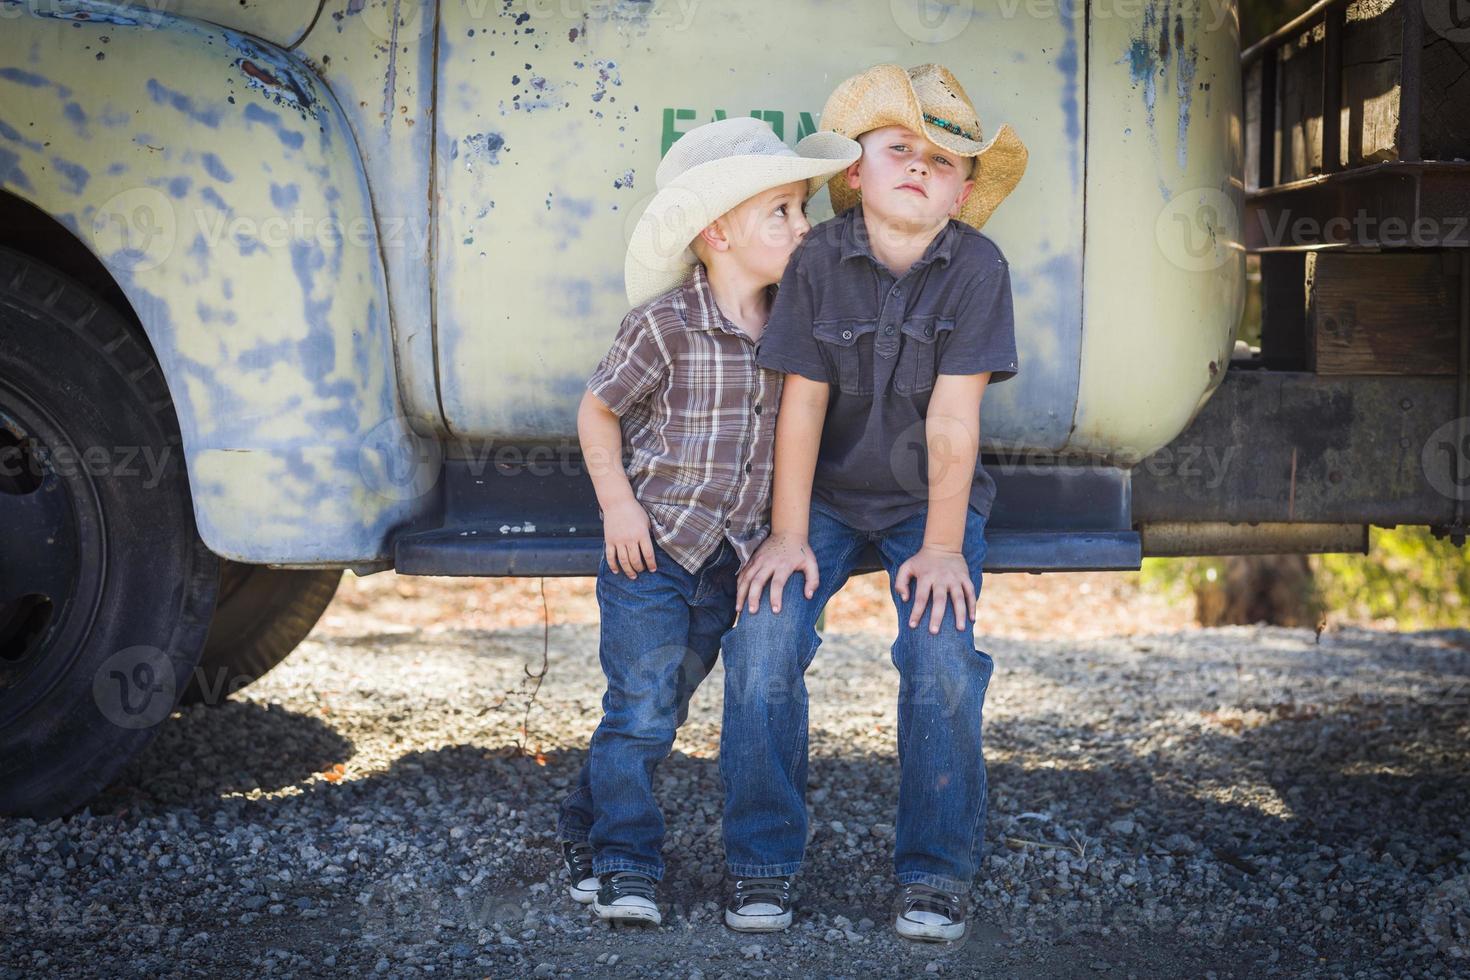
[563,840,594,877]
[903,883,963,921]
[732,876,791,908]
[603,871,657,902]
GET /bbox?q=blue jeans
[557,539,738,880]
[720,502,994,893]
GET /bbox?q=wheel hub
[0,394,83,694]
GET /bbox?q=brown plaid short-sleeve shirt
[587,263,783,575]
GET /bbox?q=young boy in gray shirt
[720,63,1027,942]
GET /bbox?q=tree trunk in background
[1195,555,1325,627]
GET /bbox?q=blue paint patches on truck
[0,118,44,152]
[199,186,231,214]
[1174,8,1199,171]
[1057,3,1081,188]
[243,103,305,150]
[146,78,223,128]
[0,66,48,87]
[201,152,234,182]
[50,157,88,193]
[62,102,88,136]
[270,182,300,208]
[0,145,30,191]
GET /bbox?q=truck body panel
[293,0,443,436]
[1,0,1247,566]
[430,0,1095,451]
[1076,0,1245,460]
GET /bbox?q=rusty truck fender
[0,3,437,565]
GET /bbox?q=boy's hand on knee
[603,497,658,579]
[736,531,818,615]
[895,546,977,634]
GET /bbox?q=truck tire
[0,248,221,817]
[182,562,341,705]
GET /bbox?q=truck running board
[391,455,1141,576]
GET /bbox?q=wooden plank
[1279,20,1325,182]
[1307,252,1463,374]
[1269,0,1469,176]
[1245,58,1265,190]
[1343,0,1402,166]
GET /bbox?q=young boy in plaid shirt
[555,117,859,926]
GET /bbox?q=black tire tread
[184,565,341,705]
[0,246,220,817]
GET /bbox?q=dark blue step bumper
[391,452,1140,575]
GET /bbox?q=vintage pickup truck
[2,0,1465,815]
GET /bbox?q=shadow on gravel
[93,700,356,811]
[48,625,1467,978]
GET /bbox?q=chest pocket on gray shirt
[813,319,877,396]
[894,316,955,395]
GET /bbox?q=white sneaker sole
[895,914,965,942]
[568,877,598,905]
[724,908,793,932]
[593,900,662,926]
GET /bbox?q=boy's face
[704,180,811,286]
[846,125,975,233]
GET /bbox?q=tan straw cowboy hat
[819,63,1028,230]
[624,117,861,307]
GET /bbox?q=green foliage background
[1140,526,1470,630]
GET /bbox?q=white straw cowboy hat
[624,117,861,307]
[819,63,1028,230]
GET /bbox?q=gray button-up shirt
[756,206,1019,531]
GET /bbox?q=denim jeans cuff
[592,858,664,882]
[727,861,802,878]
[896,870,972,894]
[556,826,590,844]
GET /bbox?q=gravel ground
[2,592,1468,978]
